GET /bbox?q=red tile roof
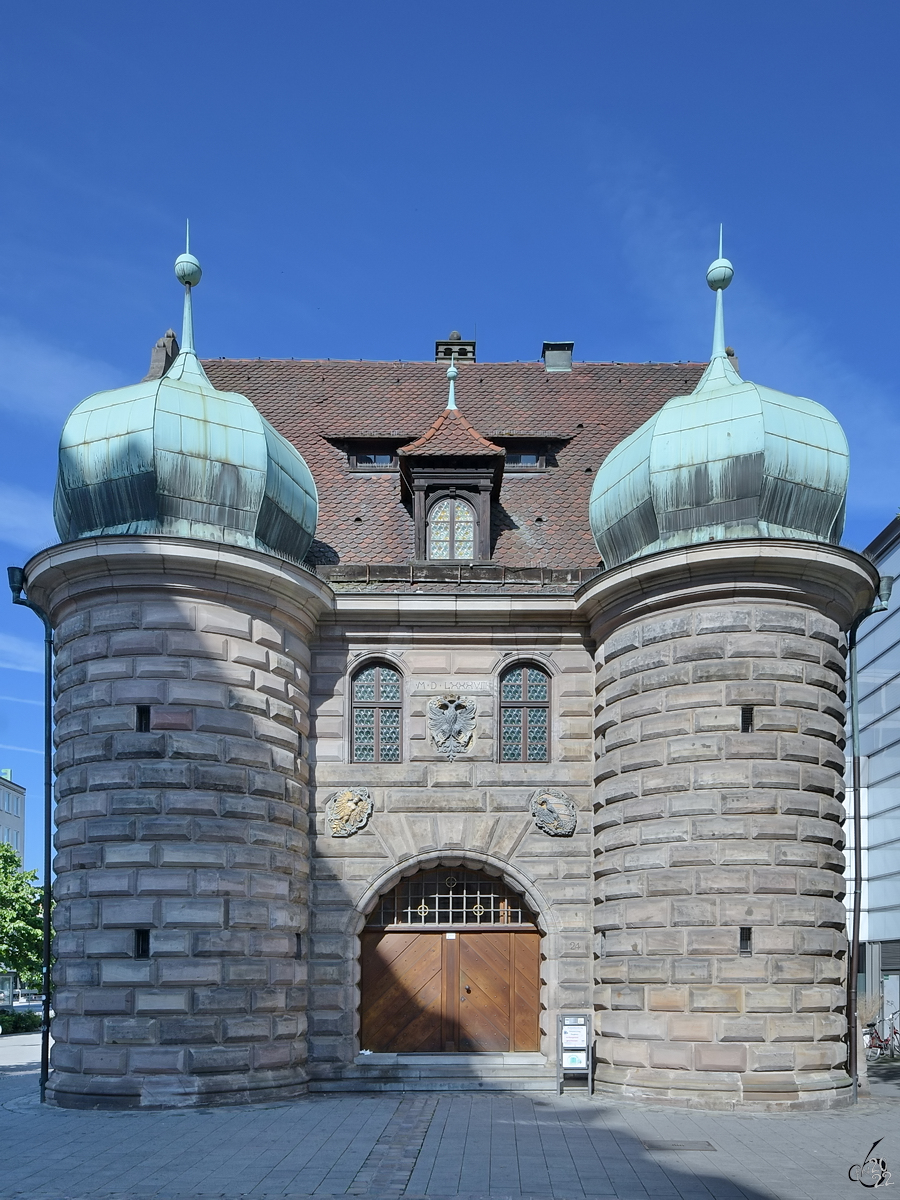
[203,358,705,569]
[400,406,504,457]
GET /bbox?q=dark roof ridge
[201,358,707,368]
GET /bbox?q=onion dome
[589,231,849,569]
[54,229,318,563]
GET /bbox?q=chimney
[542,341,574,373]
[143,329,180,381]
[435,329,476,363]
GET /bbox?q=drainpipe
[7,566,54,1104]
[847,574,894,1104]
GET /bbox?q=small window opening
[135,705,151,732]
[740,706,754,733]
[134,929,151,959]
[356,453,393,466]
[739,927,752,956]
[295,933,303,959]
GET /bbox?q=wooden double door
[360,928,541,1053]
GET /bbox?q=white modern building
[0,769,26,860]
[851,516,900,1020]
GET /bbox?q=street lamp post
[7,566,54,1103]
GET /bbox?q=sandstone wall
[27,539,329,1108]
[307,623,595,1076]
[593,600,850,1107]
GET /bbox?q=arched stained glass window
[428,497,476,561]
[352,662,402,763]
[499,663,550,762]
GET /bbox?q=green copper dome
[54,240,318,564]
[589,242,849,569]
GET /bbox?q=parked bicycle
[864,1012,900,1060]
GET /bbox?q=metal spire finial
[446,353,459,410]
[174,220,202,356]
[706,225,734,361]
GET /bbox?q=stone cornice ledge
[330,592,579,626]
[24,536,335,628]
[575,538,878,642]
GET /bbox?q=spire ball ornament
[174,252,202,287]
[447,360,459,381]
[706,256,734,291]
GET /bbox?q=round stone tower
[26,243,331,1108]
[582,242,877,1109]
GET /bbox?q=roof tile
[203,358,705,569]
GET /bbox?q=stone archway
[353,856,552,1054]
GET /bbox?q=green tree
[0,843,43,989]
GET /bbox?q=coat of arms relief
[529,788,577,836]
[427,693,477,760]
[325,787,373,837]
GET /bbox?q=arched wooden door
[360,868,541,1053]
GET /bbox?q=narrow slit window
[740,706,754,733]
[134,929,150,959]
[499,663,550,762]
[135,705,151,733]
[295,933,303,959]
[739,927,752,956]
[351,662,403,763]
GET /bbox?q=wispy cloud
[0,742,41,755]
[0,325,125,424]
[0,634,44,673]
[0,695,42,706]
[586,126,900,544]
[0,483,57,554]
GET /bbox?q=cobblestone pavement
[2,1036,899,1200]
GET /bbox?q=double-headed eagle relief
[427,693,477,760]
[325,787,373,837]
[530,788,577,837]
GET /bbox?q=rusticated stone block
[668,1013,714,1041]
[745,986,793,1013]
[689,986,741,1012]
[694,1043,747,1071]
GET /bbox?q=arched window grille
[428,496,476,561]
[499,663,550,762]
[351,662,402,763]
[369,868,535,927]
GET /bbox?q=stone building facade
[21,249,879,1110]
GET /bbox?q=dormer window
[347,445,398,471]
[428,496,476,561]
[501,444,546,470]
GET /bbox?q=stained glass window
[352,663,403,763]
[499,664,550,762]
[427,497,476,561]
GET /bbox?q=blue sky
[0,1,897,873]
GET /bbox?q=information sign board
[556,1013,593,1095]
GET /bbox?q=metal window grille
[369,868,535,927]
[134,929,150,959]
[428,497,476,561]
[135,705,151,733]
[352,663,403,763]
[740,706,754,733]
[739,927,752,956]
[499,664,550,762]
